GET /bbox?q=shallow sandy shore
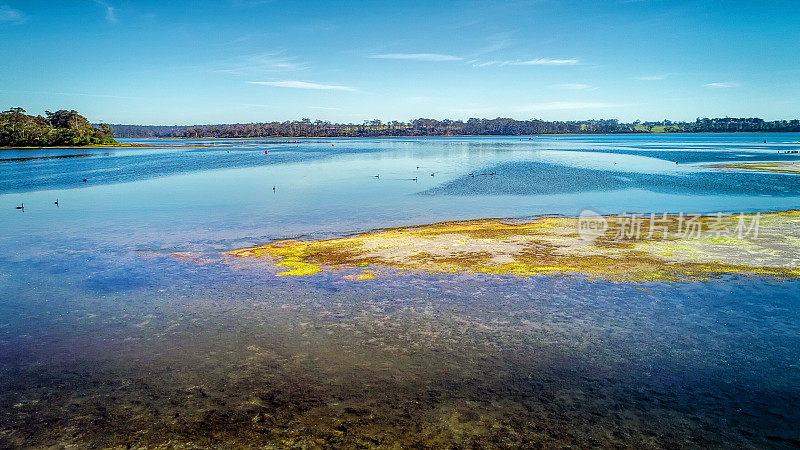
[229,211,800,282]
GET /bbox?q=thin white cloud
[249,81,357,91]
[217,53,308,75]
[552,83,594,90]
[310,106,340,110]
[471,60,499,67]
[451,101,618,116]
[449,106,501,116]
[636,74,670,81]
[705,81,739,88]
[473,58,580,67]
[474,32,514,55]
[93,0,117,23]
[0,4,24,23]
[516,102,619,111]
[370,53,463,62]
[509,58,580,66]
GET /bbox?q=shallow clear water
[1,134,799,447]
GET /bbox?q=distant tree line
[109,116,800,138]
[1,107,117,146]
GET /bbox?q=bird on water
[16,203,23,210]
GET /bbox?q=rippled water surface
[1,134,799,447]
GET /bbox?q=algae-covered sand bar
[230,211,800,282]
[712,161,800,174]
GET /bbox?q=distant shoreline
[135,130,800,140]
[0,143,150,150]
[2,131,798,150]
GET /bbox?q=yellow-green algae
[711,162,800,174]
[228,211,800,282]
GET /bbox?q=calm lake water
[1,134,799,447]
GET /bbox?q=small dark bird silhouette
[54,199,59,207]
[411,177,417,182]
[430,173,434,176]
[373,175,380,178]
[272,185,276,192]
[416,166,419,169]
[489,172,496,175]
[82,178,88,182]
[15,203,23,210]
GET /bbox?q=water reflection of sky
[2,134,799,248]
[1,134,799,447]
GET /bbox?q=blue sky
[0,0,798,124]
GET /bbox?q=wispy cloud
[474,32,514,55]
[470,60,501,67]
[370,53,463,62]
[0,4,25,24]
[449,106,501,116]
[249,81,357,91]
[705,81,739,88]
[473,58,580,67]
[310,106,341,110]
[216,52,308,75]
[516,101,618,111]
[451,101,619,116]
[509,58,580,66]
[636,74,670,81]
[552,83,594,90]
[93,0,117,23]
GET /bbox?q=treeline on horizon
[1,107,116,147]
[111,116,800,138]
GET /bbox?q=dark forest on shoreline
[1,108,116,147]
[3,107,800,147]
[111,116,800,139]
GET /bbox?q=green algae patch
[343,270,376,281]
[711,162,800,174]
[275,259,322,276]
[227,212,800,282]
